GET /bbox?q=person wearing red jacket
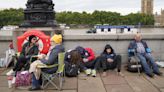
[75,46,97,77]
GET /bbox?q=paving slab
[0,68,7,75]
[13,89,44,92]
[78,77,106,92]
[144,74,164,88]
[160,68,164,75]
[0,87,13,92]
[13,86,46,92]
[62,77,78,90]
[101,70,127,85]
[125,76,159,92]
[0,68,10,76]
[0,76,8,87]
[122,69,144,76]
[46,77,77,90]
[160,89,164,92]
[105,84,134,92]
[45,90,77,92]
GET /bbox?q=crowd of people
[5,32,163,91]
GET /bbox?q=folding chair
[37,52,65,90]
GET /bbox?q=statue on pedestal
[26,0,53,10]
[20,0,57,27]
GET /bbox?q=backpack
[65,63,79,77]
[127,57,142,72]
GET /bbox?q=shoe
[28,87,42,91]
[91,69,96,77]
[85,69,91,75]
[147,73,154,78]
[6,69,15,76]
[78,70,80,74]
[102,72,107,77]
[154,72,163,76]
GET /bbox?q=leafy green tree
[0,8,154,26]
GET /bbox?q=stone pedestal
[20,0,57,27]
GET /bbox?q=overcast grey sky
[0,0,163,15]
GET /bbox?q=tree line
[0,8,154,27]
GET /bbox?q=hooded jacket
[75,46,95,62]
[128,40,149,57]
[41,44,65,73]
[102,44,116,60]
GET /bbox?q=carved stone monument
[20,0,57,27]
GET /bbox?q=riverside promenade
[0,67,164,92]
[0,28,164,92]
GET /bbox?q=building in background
[141,0,153,15]
[154,9,164,27]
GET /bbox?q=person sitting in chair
[6,35,39,76]
[28,34,64,91]
[128,33,162,78]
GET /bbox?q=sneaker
[6,69,15,76]
[78,70,80,74]
[85,69,91,75]
[91,69,96,77]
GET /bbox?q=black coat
[20,42,39,60]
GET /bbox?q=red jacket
[85,48,95,61]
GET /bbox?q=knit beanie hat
[51,34,62,44]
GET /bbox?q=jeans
[32,73,41,88]
[137,53,160,75]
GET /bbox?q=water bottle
[7,76,13,88]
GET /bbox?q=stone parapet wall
[1,33,164,63]
[63,33,164,63]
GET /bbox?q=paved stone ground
[0,68,164,92]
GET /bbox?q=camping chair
[127,49,142,75]
[36,52,65,90]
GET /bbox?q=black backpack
[127,57,142,72]
[65,63,79,77]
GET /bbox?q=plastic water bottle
[7,76,13,88]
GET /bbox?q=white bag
[0,58,5,67]
[4,49,15,68]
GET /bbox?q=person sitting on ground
[28,34,64,91]
[75,46,96,77]
[6,35,39,76]
[100,44,123,77]
[64,49,83,77]
[128,33,162,78]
